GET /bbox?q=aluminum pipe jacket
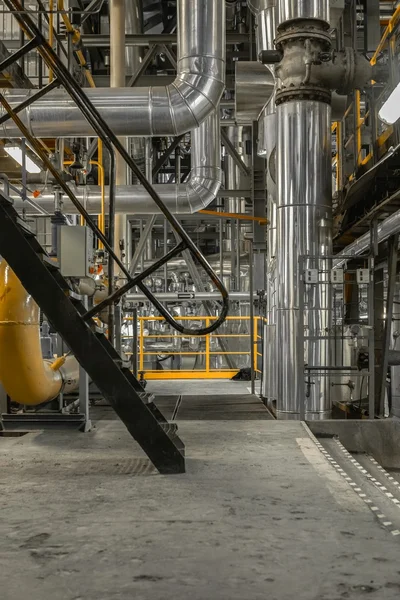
[11,111,222,214]
[278,0,330,26]
[0,0,226,137]
[334,206,400,269]
[276,100,332,420]
[248,0,277,57]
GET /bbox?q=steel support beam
[221,129,251,178]
[81,32,249,47]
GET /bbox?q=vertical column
[275,0,333,419]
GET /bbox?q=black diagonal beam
[152,134,185,179]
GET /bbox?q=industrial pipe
[334,204,400,269]
[275,0,332,420]
[10,111,222,215]
[0,0,226,137]
[125,292,250,302]
[0,261,79,406]
[248,0,277,58]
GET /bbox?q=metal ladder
[0,0,230,474]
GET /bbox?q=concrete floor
[1,382,400,599]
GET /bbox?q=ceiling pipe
[0,0,226,137]
[10,110,222,215]
[0,260,79,406]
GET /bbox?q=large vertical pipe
[110,0,128,273]
[248,0,277,403]
[275,0,332,419]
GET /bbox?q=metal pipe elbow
[149,57,225,135]
[179,166,223,212]
[0,260,78,406]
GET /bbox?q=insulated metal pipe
[276,100,332,420]
[334,205,400,269]
[110,0,128,273]
[0,0,226,137]
[126,292,250,302]
[248,0,277,404]
[0,261,79,405]
[277,0,330,25]
[248,0,277,57]
[275,0,332,420]
[10,111,222,215]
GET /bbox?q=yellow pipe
[0,261,78,406]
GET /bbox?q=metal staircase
[0,191,185,473]
[0,0,230,473]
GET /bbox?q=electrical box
[59,226,94,277]
[331,269,344,284]
[304,269,318,284]
[356,269,370,285]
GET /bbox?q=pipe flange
[276,86,331,105]
[276,25,331,51]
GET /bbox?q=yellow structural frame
[126,315,264,380]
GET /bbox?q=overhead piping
[10,111,222,215]
[334,205,400,269]
[0,0,226,137]
[0,260,79,406]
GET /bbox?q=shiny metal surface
[235,62,275,124]
[0,0,226,137]
[276,100,332,419]
[248,0,277,56]
[125,0,142,75]
[334,207,400,269]
[278,0,330,26]
[10,111,222,215]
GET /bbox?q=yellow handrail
[133,315,263,380]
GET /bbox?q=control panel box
[59,225,94,277]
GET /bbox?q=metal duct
[334,206,400,269]
[11,111,222,215]
[276,100,332,420]
[126,292,250,302]
[0,260,79,406]
[248,0,277,57]
[0,0,226,137]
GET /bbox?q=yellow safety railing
[124,315,263,380]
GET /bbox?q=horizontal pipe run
[0,0,226,137]
[0,260,79,406]
[125,292,251,302]
[9,112,222,215]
